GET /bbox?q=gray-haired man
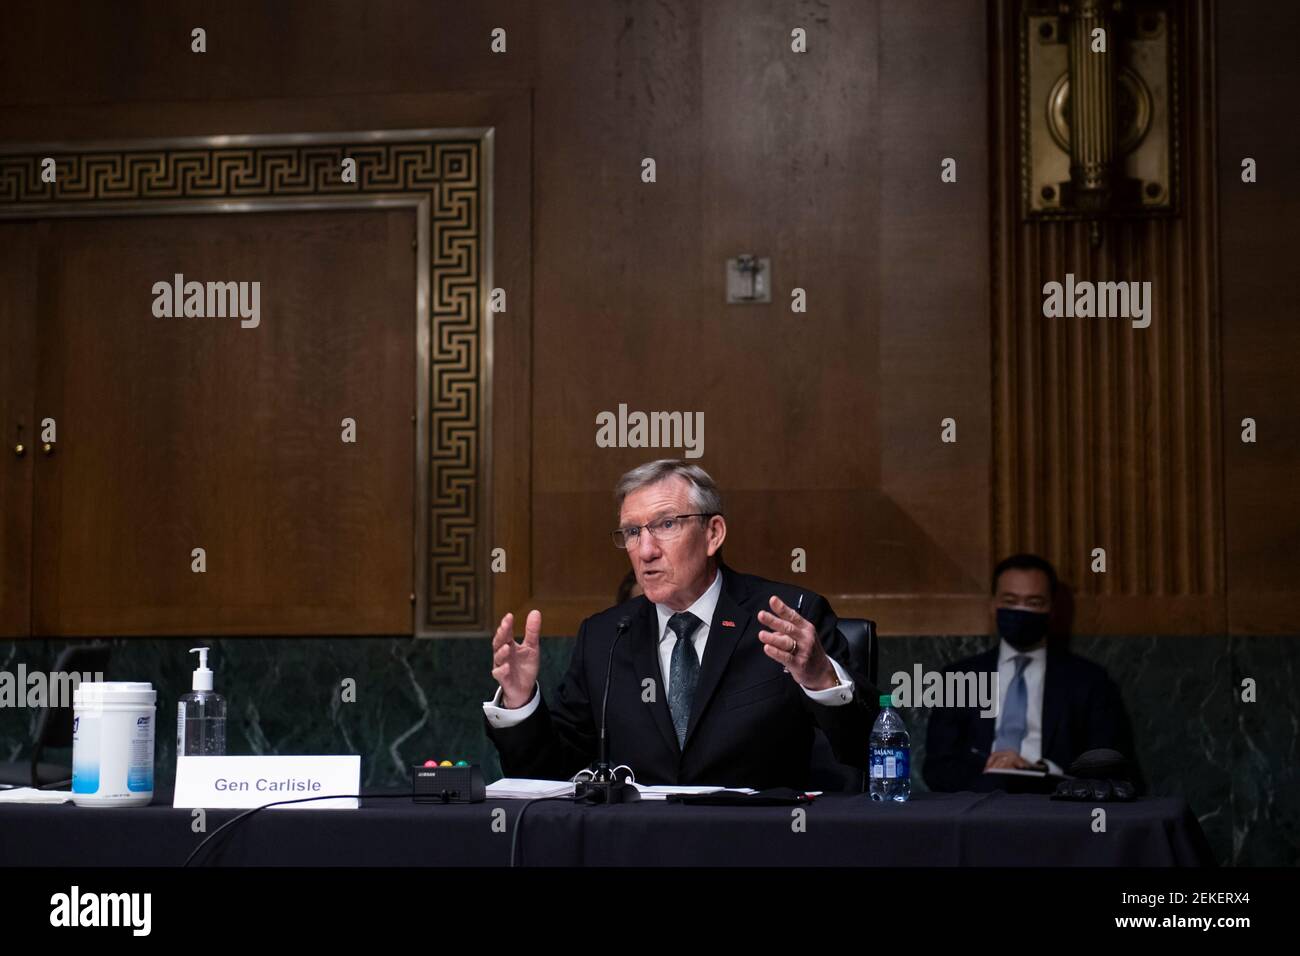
[483,460,878,789]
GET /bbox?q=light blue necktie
[666,612,702,747]
[994,654,1031,753]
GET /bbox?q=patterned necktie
[994,654,1032,754]
[666,611,702,747]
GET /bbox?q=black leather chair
[807,618,878,793]
[0,642,111,789]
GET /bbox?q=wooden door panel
[0,222,38,637]
[32,208,416,635]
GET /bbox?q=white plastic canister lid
[73,681,157,707]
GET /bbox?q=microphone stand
[576,616,639,804]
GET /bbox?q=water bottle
[869,694,910,802]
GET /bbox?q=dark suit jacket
[485,565,880,790]
[922,643,1144,793]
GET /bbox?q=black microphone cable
[183,790,592,867]
[509,793,585,867]
[182,791,410,866]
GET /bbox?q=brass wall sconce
[1021,0,1178,244]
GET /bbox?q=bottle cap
[878,694,893,707]
[190,647,214,691]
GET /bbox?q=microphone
[576,615,638,804]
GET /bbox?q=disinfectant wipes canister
[71,681,156,807]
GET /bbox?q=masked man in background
[923,554,1142,793]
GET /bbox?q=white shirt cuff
[482,683,541,727]
[799,656,855,706]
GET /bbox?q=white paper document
[482,779,767,800]
[632,784,758,800]
[486,778,576,799]
[0,788,74,805]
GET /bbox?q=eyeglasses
[611,514,715,549]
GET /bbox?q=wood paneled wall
[1,1,1295,637]
[1,1,996,637]
[528,0,992,634]
[1218,1,1300,634]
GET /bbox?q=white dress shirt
[992,639,1063,775]
[484,570,855,729]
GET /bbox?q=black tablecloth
[0,790,1214,866]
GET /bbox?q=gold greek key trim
[0,129,491,633]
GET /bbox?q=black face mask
[996,607,1050,650]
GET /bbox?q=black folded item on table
[1050,748,1138,802]
[1051,777,1137,801]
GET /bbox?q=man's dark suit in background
[485,565,879,790]
[923,644,1144,793]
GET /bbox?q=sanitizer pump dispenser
[177,647,227,756]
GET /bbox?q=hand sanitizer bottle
[177,647,226,756]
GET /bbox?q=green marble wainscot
[1,633,1296,866]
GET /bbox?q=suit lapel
[974,647,999,753]
[1041,645,1066,761]
[684,570,749,746]
[628,597,682,757]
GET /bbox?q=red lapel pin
[722,620,736,628]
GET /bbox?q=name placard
[173,755,360,810]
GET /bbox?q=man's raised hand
[492,609,542,709]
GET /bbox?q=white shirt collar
[997,637,1048,665]
[655,568,722,641]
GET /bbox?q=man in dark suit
[483,459,878,790]
[923,554,1142,793]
